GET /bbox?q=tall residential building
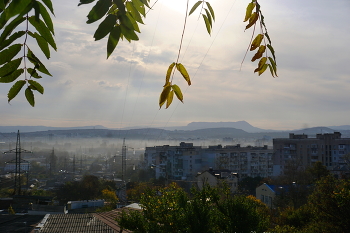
[273,132,350,176]
[144,142,273,180]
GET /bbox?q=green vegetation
[118,183,270,233]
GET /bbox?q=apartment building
[273,132,350,176]
[144,142,273,180]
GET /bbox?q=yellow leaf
[258,64,268,76]
[166,90,174,109]
[159,85,171,109]
[251,45,266,62]
[244,2,255,22]
[258,57,267,69]
[254,57,267,73]
[164,62,175,87]
[171,84,183,103]
[250,34,264,51]
[245,12,258,30]
[176,63,191,86]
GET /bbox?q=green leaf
[8,80,25,102]
[78,0,96,7]
[206,2,215,21]
[119,13,135,30]
[0,31,25,51]
[126,1,143,24]
[176,63,191,86]
[267,64,275,78]
[94,14,117,41]
[139,0,150,9]
[166,90,174,109]
[267,44,276,63]
[28,31,50,59]
[250,34,263,51]
[27,68,42,79]
[28,80,44,94]
[33,1,40,22]
[0,68,23,83]
[0,43,22,66]
[258,64,268,76]
[87,0,112,24]
[171,84,183,103]
[202,14,211,35]
[0,57,22,77]
[0,1,5,11]
[107,25,121,58]
[165,62,175,86]
[28,16,56,51]
[120,24,139,41]
[245,12,258,30]
[159,85,171,109]
[205,9,212,27]
[0,14,25,46]
[132,0,145,17]
[264,32,271,45]
[268,56,278,77]
[4,0,31,21]
[244,2,255,22]
[113,0,126,14]
[25,87,35,106]
[37,1,54,34]
[27,49,52,76]
[127,12,140,33]
[189,1,201,16]
[41,0,54,15]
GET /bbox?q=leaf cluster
[244,0,277,77]
[0,0,55,106]
[79,0,150,58]
[159,62,191,109]
[189,1,215,35]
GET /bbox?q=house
[33,209,132,233]
[256,183,275,208]
[197,168,238,193]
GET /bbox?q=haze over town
[1,0,349,130]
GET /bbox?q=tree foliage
[118,183,270,233]
[0,0,277,106]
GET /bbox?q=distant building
[273,132,350,176]
[144,142,273,180]
[4,162,30,172]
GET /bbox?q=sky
[1,0,350,131]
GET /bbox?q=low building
[197,168,238,193]
[256,183,275,208]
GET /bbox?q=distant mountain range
[0,125,107,133]
[0,121,350,135]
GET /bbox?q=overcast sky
[1,0,349,130]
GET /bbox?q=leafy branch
[242,0,277,77]
[0,0,55,106]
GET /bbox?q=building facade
[144,142,273,180]
[273,132,350,176]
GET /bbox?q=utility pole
[73,154,76,174]
[4,131,31,195]
[122,138,126,181]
